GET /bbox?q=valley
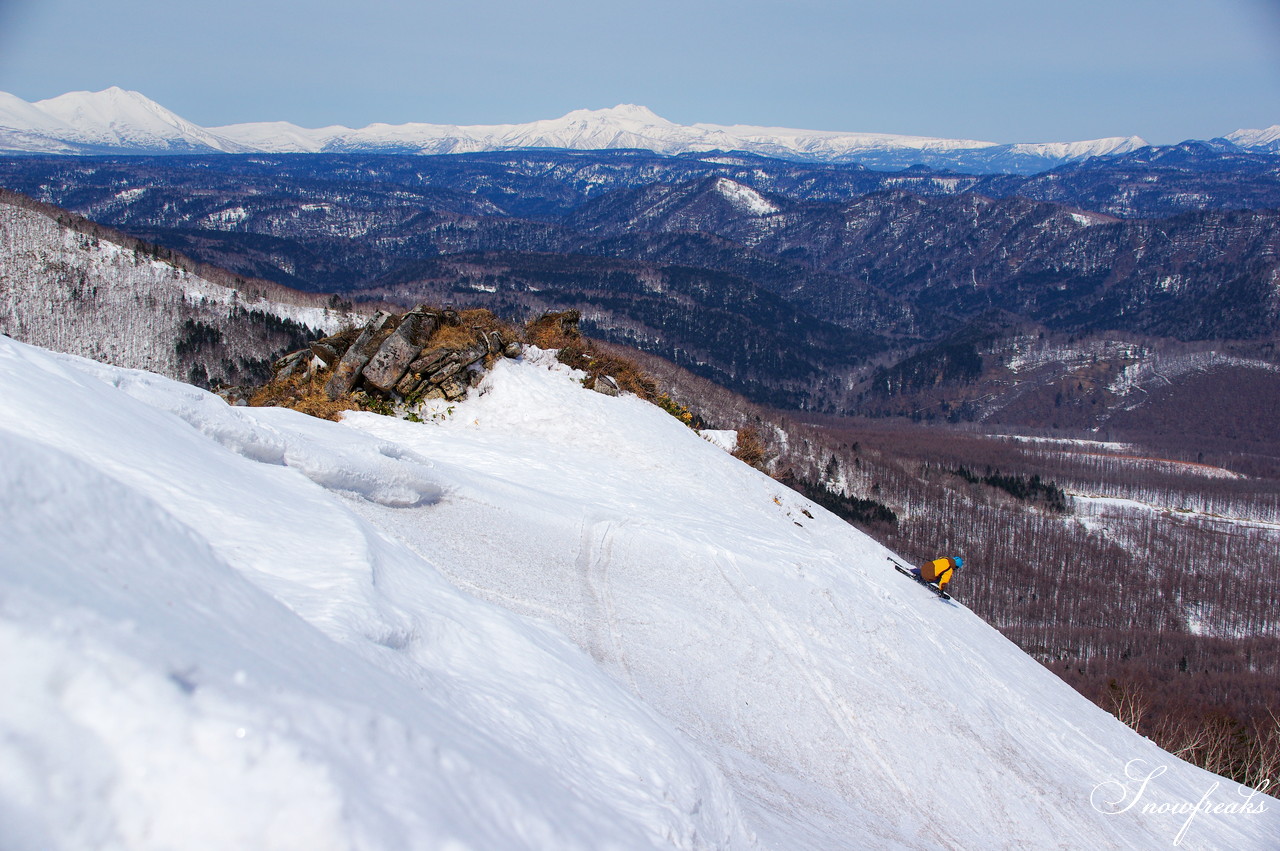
[1,137,1278,811]
[3,147,1279,420]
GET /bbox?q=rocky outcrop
[268,306,659,414]
[272,305,522,404]
[323,311,395,399]
[361,308,439,392]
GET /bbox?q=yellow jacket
[920,557,958,590]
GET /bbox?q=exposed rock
[309,340,340,367]
[394,345,454,396]
[478,329,508,356]
[592,374,621,396]
[427,360,465,385]
[408,347,453,375]
[274,304,525,410]
[439,376,469,401]
[455,341,489,367]
[274,349,310,380]
[362,308,439,392]
[394,371,424,397]
[324,311,393,399]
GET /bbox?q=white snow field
[0,336,1274,850]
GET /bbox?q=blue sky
[1,0,1277,144]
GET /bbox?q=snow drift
[0,335,1274,849]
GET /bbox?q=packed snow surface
[1,336,1275,849]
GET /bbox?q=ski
[889,558,951,599]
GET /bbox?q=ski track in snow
[1,336,1276,850]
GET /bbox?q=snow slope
[0,338,752,850]
[1,336,1274,849]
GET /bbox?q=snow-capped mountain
[208,103,1151,172]
[2,330,1276,848]
[1226,124,1280,154]
[0,91,85,155]
[0,88,1159,172]
[1,87,249,155]
[0,91,76,137]
[207,103,1010,160]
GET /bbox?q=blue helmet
[954,557,964,569]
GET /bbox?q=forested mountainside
[564,186,1280,339]
[968,141,1280,217]
[5,144,1280,219]
[0,190,358,387]
[2,148,1279,420]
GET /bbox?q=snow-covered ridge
[1005,136,1147,159]
[1226,124,1280,152]
[1,334,1275,848]
[1002,337,1148,375]
[713,177,779,215]
[0,87,1166,170]
[207,103,1037,162]
[1107,350,1280,402]
[35,87,251,153]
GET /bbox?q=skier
[911,556,963,593]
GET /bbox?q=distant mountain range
[5,86,1273,173]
